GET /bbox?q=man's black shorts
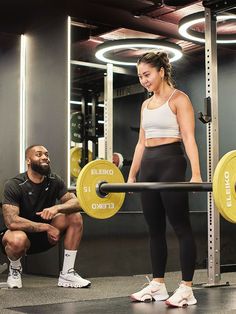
[0,230,55,255]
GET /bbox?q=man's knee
[4,231,29,253]
[68,212,83,230]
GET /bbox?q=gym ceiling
[0,0,235,64]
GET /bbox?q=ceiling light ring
[95,39,183,66]
[178,11,236,44]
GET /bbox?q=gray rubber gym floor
[1,269,236,314]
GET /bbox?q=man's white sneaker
[58,269,91,288]
[130,280,169,302]
[7,266,22,289]
[165,282,197,307]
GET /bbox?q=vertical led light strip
[67,16,71,187]
[20,35,26,172]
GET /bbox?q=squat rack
[203,0,235,286]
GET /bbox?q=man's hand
[47,225,60,245]
[36,206,58,220]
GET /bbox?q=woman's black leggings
[139,142,196,281]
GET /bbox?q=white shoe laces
[10,266,22,278]
[140,275,151,289]
[67,268,81,278]
[172,283,191,297]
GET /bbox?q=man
[1,145,91,289]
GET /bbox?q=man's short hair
[25,145,42,159]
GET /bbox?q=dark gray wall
[25,16,68,179]
[176,49,236,210]
[218,51,236,155]
[0,33,21,198]
[176,48,236,161]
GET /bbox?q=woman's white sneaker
[165,282,197,307]
[130,281,169,302]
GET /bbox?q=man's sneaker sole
[58,280,91,288]
[7,283,22,289]
[7,278,22,289]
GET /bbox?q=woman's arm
[176,92,202,182]
[128,102,146,183]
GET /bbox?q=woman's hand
[127,176,136,194]
[190,175,203,183]
[127,177,136,184]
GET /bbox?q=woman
[128,51,202,307]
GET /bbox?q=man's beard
[31,161,51,176]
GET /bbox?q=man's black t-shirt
[2,172,67,223]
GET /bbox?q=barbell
[76,150,236,222]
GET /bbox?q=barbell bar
[76,150,236,221]
[98,182,213,195]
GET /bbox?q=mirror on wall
[69,20,111,187]
[68,20,146,189]
[69,61,106,187]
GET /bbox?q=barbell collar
[99,182,213,194]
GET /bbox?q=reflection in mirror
[69,21,110,187]
[68,20,148,188]
[69,62,106,187]
[69,19,149,189]
[112,72,146,172]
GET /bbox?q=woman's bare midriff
[145,137,181,147]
